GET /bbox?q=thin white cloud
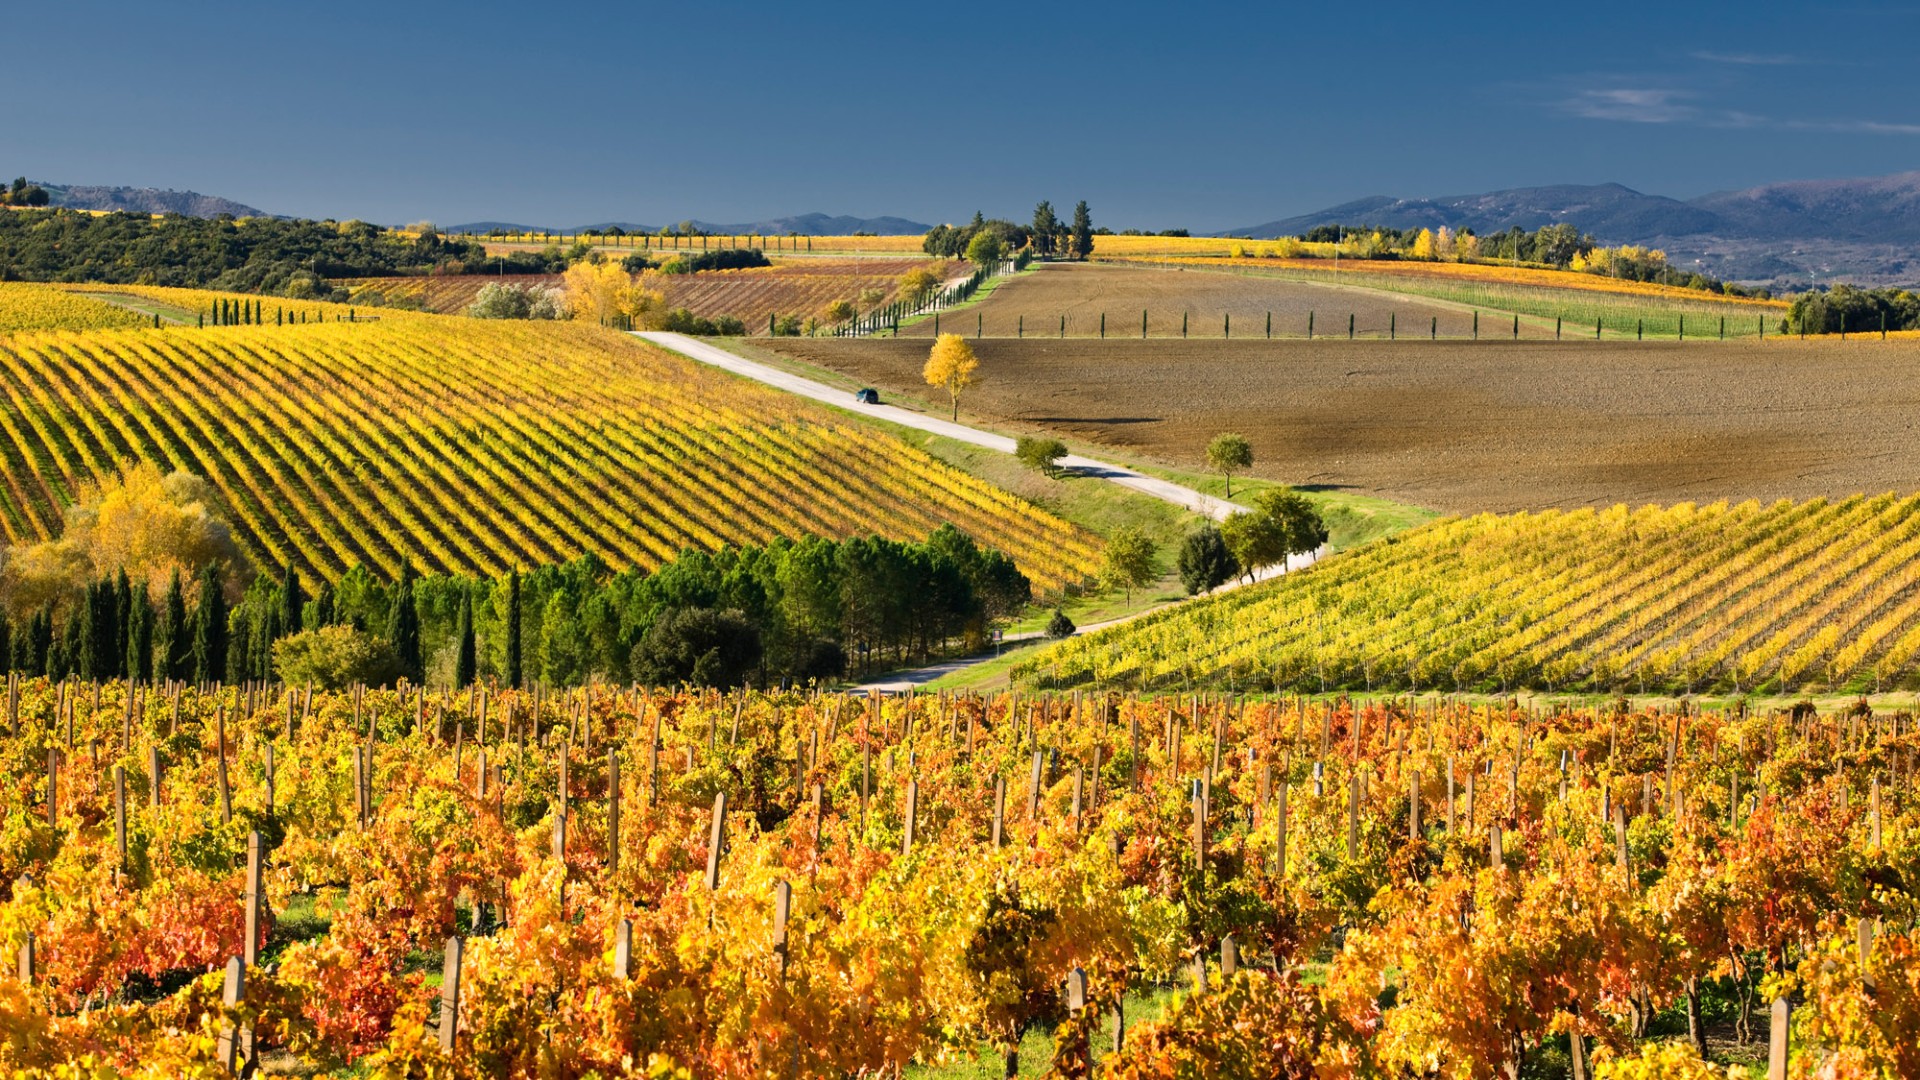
[1691,50,1804,66]
[1561,87,1698,124]
[1556,82,1920,136]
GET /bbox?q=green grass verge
[905,985,1181,1078]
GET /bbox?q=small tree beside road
[1015,436,1069,477]
[924,334,981,421]
[1206,433,1253,497]
[1100,526,1158,608]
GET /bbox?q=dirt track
[763,336,1920,514]
[896,261,1551,339]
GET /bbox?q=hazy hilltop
[1232,172,1920,287]
[39,182,266,218]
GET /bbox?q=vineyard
[0,284,148,334]
[343,259,959,328]
[0,319,1098,590]
[0,680,1910,1077]
[468,233,930,256]
[1021,497,1920,695]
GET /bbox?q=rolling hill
[37,183,266,218]
[1230,171,1920,286]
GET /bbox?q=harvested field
[760,335,1920,514]
[897,260,1545,339]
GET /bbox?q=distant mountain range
[1229,172,1920,287]
[40,183,266,219]
[444,212,932,237]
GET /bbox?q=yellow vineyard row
[1021,497,1920,694]
[0,319,1099,590]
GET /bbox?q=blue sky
[6,0,1919,230]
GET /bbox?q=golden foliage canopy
[1,462,239,611]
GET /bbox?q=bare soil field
[896,261,1554,339]
[762,336,1920,514]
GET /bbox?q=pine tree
[505,568,523,689]
[127,587,153,683]
[1070,201,1094,261]
[387,562,422,684]
[192,563,229,685]
[158,568,189,680]
[454,592,477,688]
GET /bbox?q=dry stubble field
[763,336,1920,513]
[894,260,1536,339]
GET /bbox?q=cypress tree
[311,580,335,628]
[127,587,153,684]
[256,604,279,681]
[453,592,477,688]
[505,568,523,689]
[279,564,305,642]
[76,581,99,681]
[30,607,53,676]
[228,606,251,684]
[113,570,132,678]
[157,568,189,680]
[192,563,229,685]
[52,614,80,679]
[387,562,422,684]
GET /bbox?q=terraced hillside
[1019,496,1920,694]
[0,319,1099,590]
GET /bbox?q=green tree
[505,568,524,689]
[1045,608,1076,639]
[126,586,153,683]
[453,591,478,688]
[1100,526,1158,608]
[630,607,763,689]
[1177,523,1238,595]
[113,571,132,678]
[158,568,189,680]
[1031,201,1059,256]
[1206,432,1254,497]
[1015,435,1069,477]
[1070,201,1094,260]
[192,563,228,684]
[965,230,1006,271]
[386,562,422,684]
[76,581,100,680]
[1254,488,1330,569]
[279,564,305,645]
[1219,511,1287,583]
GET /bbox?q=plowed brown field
[761,336,1920,514]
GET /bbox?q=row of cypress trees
[5,564,229,684]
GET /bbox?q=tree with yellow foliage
[562,259,666,327]
[923,333,980,421]
[1410,228,1436,261]
[2,462,240,613]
